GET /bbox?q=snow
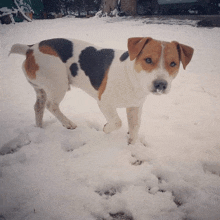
[0,17,220,220]
[0,7,15,15]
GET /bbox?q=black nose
[153,79,168,91]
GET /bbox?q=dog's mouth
[151,89,166,95]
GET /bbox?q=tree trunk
[102,0,118,15]
[121,0,137,16]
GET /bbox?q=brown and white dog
[10,37,194,144]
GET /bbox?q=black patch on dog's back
[79,47,114,90]
[70,63,78,77]
[120,51,129,62]
[39,38,73,63]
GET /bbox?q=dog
[9,37,194,144]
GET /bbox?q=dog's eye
[170,62,177,67]
[145,58,152,64]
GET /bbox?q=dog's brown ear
[128,37,152,61]
[173,41,194,70]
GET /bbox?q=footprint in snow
[109,212,134,220]
[0,133,31,155]
[130,154,144,166]
[139,135,148,147]
[95,187,117,198]
[0,214,6,220]
[61,140,86,152]
[96,212,133,220]
[171,191,183,207]
[86,120,102,131]
[202,162,220,177]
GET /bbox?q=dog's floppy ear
[128,37,152,61]
[173,41,194,70]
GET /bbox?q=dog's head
[127,37,194,95]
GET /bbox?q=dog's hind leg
[37,58,77,129]
[44,82,77,130]
[34,88,47,128]
[46,101,77,129]
[34,86,76,129]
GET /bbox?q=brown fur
[128,37,194,74]
[127,37,152,61]
[39,45,59,57]
[174,42,194,70]
[135,40,162,73]
[98,69,109,100]
[163,42,180,76]
[24,50,39,79]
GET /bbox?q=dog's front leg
[98,102,122,134]
[126,106,143,144]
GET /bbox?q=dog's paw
[103,123,112,133]
[103,121,122,134]
[128,138,136,145]
[63,121,77,130]
[128,134,139,145]
[127,131,139,145]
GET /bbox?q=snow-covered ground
[0,17,220,220]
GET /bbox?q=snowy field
[1,17,220,220]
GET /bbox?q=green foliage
[0,0,15,8]
[0,0,43,15]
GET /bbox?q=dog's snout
[153,79,168,91]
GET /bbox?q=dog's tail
[9,44,31,56]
